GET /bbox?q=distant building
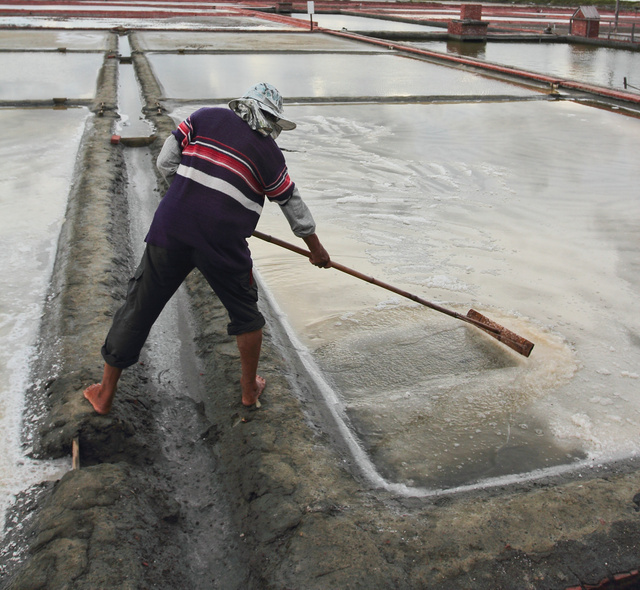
[448,3,489,41]
[570,6,600,38]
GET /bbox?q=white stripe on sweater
[177,164,263,215]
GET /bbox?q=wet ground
[1,6,640,590]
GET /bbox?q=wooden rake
[252,231,534,358]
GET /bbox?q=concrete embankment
[2,30,640,590]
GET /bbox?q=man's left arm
[302,232,331,268]
[157,134,182,182]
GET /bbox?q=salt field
[2,6,640,586]
[290,12,444,32]
[245,100,640,491]
[0,7,639,501]
[0,14,299,30]
[143,27,640,491]
[0,29,109,50]
[162,89,640,492]
[412,40,640,94]
[135,30,368,52]
[1,21,639,503]
[0,107,90,527]
[149,52,539,99]
[0,53,102,100]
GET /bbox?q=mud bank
[2,32,640,590]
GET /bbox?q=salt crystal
[621,371,639,379]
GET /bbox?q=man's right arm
[302,232,331,268]
[279,188,331,267]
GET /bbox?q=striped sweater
[145,107,296,271]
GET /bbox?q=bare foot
[83,383,114,415]
[242,375,266,407]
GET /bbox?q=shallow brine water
[136,30,369,52]
[0,107,90,527]
[170,99,640,491]
[411,40,640,95]
[150,52,539,100]
[0,53,103,100]
[290,12,445,32]
[116,35,155,137]
[0,29,109,50]
[0,15,297,30]
[0,22,637,507]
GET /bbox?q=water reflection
[445,40,487,60]
[116,35,154,137]
[412,40,640,93]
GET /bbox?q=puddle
[115,35,154,138]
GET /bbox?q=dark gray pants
[101,244,265,369]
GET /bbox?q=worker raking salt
[83,82,330,414]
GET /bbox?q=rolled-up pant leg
[101,244,194,369]
[192,250,266,336]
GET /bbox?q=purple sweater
[145,107,296,271]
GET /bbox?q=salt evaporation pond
[0,29,109,50]
[0,53,102,100]
[149,52,538,99]
[171,97,640,491]
[0,15,297,30]
[0,107,90,526]
[290,12,444,32]
[412,40,640,94]
[2,22,637,500]
[136,30,369,52]
[262,101,640,491]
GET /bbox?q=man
[84,82,330,415]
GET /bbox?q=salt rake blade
[466,309,534,358]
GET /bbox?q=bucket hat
[229,82,296,131]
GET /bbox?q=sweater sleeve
[157,134,182,181]
[279,187,317,237]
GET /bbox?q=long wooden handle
[252,230,534,357]
[252,231,495,332]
